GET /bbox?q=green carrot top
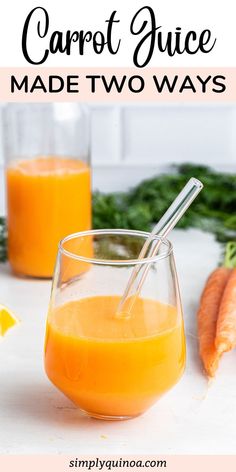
[224,241,236,269]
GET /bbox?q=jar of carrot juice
[3,103,91,278]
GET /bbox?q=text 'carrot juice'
[6,156,91,278]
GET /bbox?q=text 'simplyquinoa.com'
[69,458,167,470]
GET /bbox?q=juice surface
[6,156,91,278]
[45,295,185,418]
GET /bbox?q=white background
[0,0,235,196]
[2,228,236,455]
[0,0,235,66]
[0,102,235,202]
[0,0,236,456]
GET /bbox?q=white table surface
[1,228,236,455]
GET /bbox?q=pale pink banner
[0,67,235,102]
[1,455,236,471]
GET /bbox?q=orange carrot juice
[45,295,185,419]
[6,156,91,278]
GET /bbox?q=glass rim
[59,229,173,266]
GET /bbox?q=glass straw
[116,177,203,317]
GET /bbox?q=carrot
[197,266,231,377]
[215,243,236,354]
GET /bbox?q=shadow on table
[1,377,104,429]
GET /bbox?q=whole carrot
[215,243,236,354]
[197,266,231,377]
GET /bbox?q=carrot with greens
[197,266,231,377]
[215,242,236,354]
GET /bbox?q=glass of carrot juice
[4,103,91,278]
[45,229,186,420]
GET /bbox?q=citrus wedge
[0,305,20,336]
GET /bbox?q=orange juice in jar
[4,104,91,278]
[45,230,186,420]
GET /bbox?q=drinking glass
[3,103,91,278]
[45,229,186,420]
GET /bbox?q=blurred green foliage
[0,164,235,263]
[93,163,236,244]
[0,217,7,262]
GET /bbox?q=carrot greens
[0,163,235,263]
[0,217,7,263]
[224,242,236,269]
[93,163,236,244]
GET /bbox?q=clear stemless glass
[45,230,186,420]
